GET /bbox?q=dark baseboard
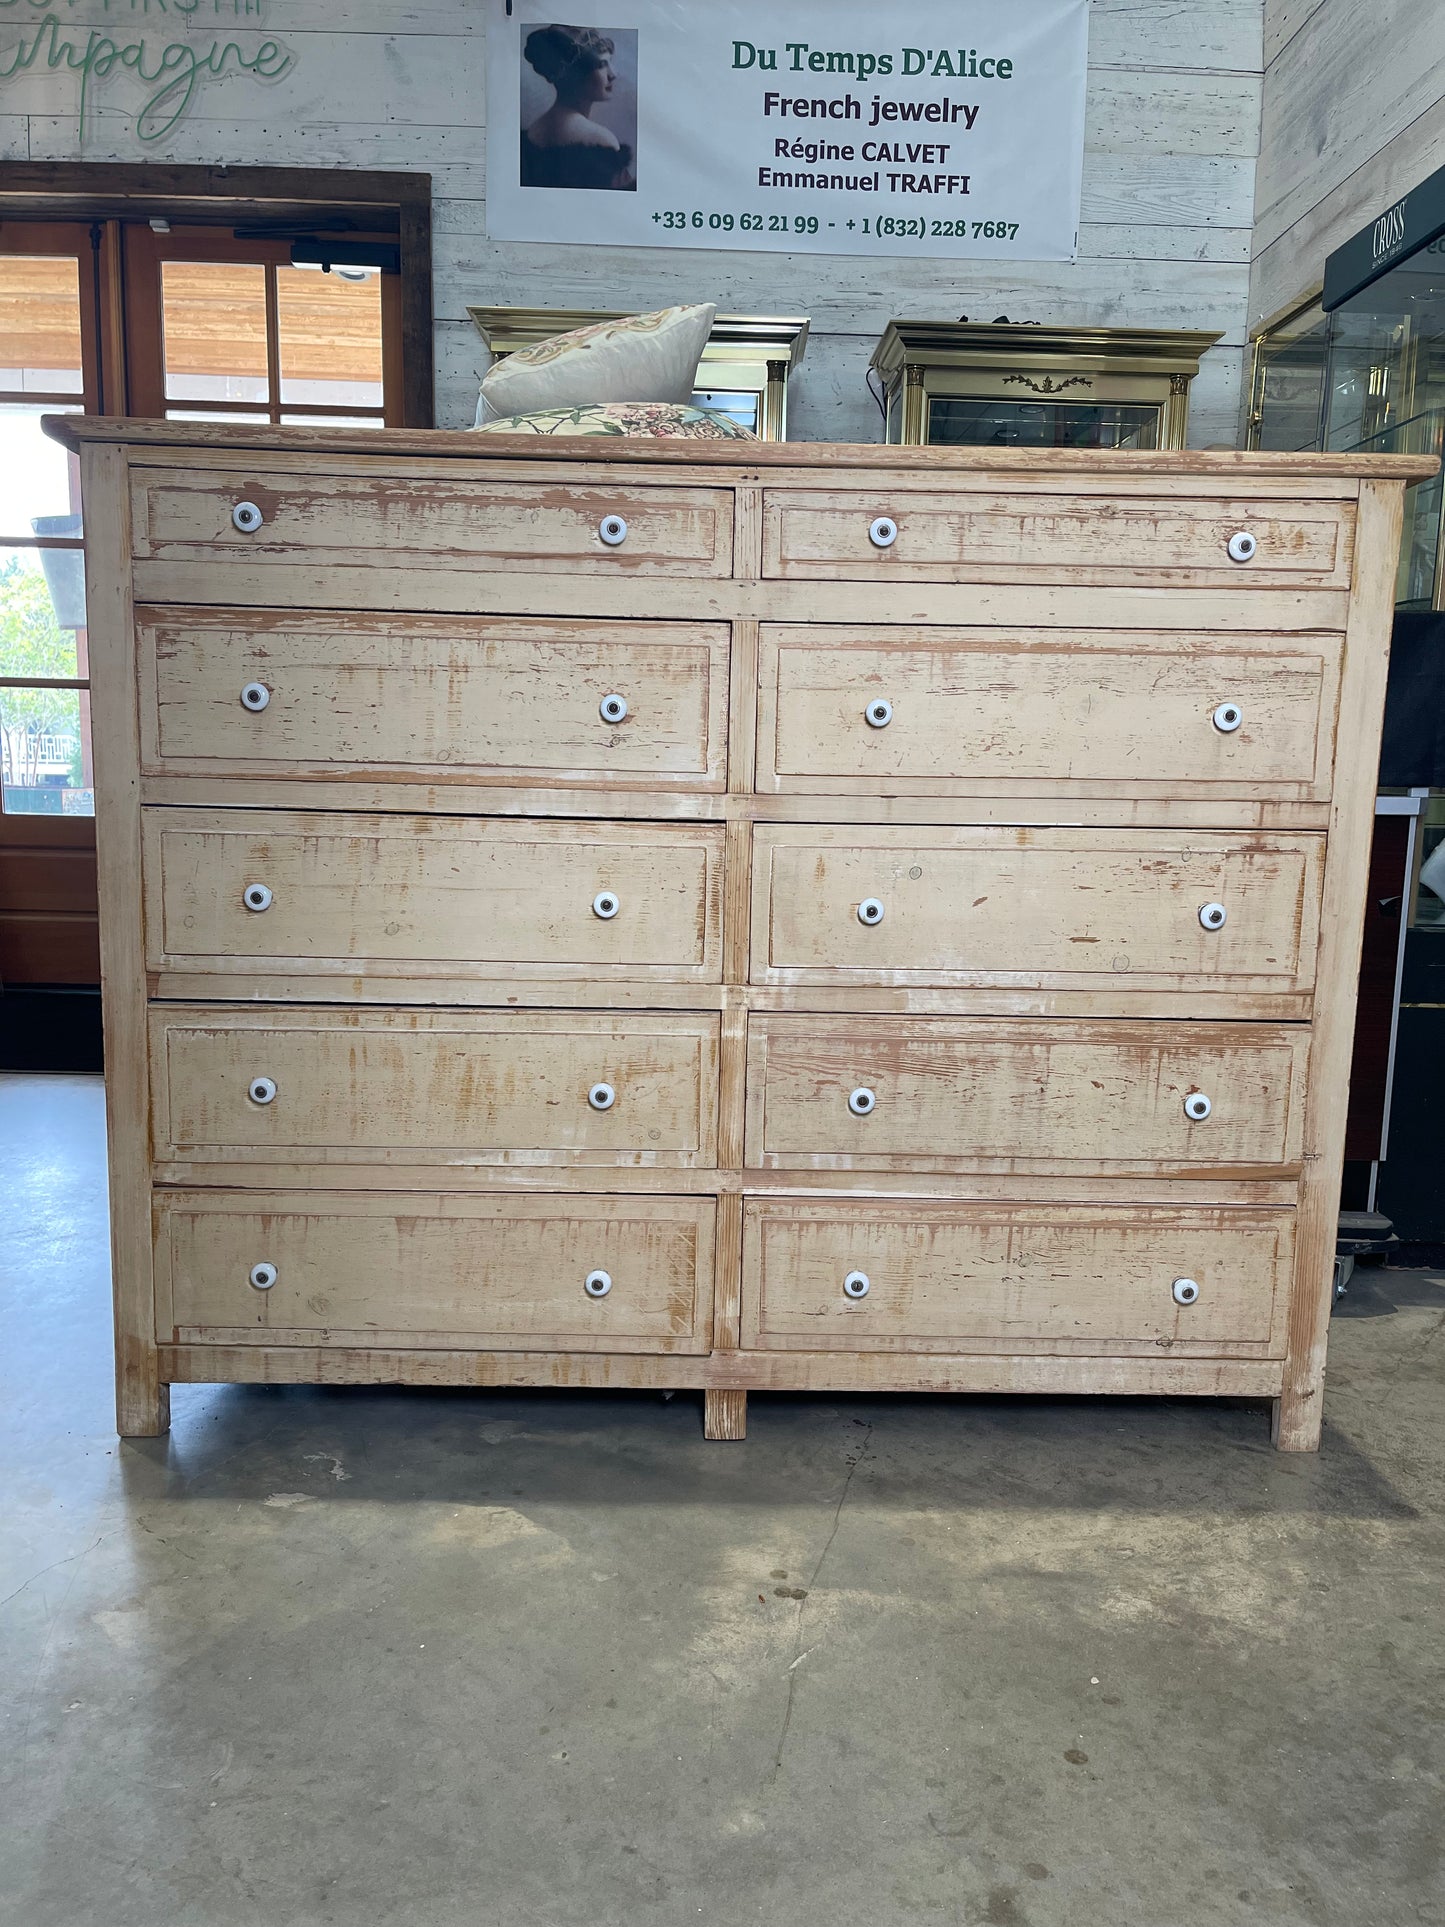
[0,985,104,1072]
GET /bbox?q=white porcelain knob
[1184,1092,1212,1121]
[248,1076,278,1106]
[592,891,620,920]
[1172,1277,1200,1306]
[843,1270,871,1299]
[598,515,628,547]
[1226,530,1257,563]
[865,699,893,728]
[857,897,885,926]
[1212,701,1242,733]
[868,516,898,548]
[249,1262,278,1290]
[1199,902,1227,931]
[240,682,270,712]
[599,693,628,723]
[588,1082,615,1112]
[848,1086,877,1116]
[243,883,273,913]
[584,1269,613,1298]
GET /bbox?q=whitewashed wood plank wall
[1253,1,1445,330]
[1,0,1268,443]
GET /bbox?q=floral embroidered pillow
[475,304,716,421]
[472,402,756,439]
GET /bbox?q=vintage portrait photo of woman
[519,24,638,191]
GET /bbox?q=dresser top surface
[43,415,1439,485]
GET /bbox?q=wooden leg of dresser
[1271,1387,1322,1453]
[704,1389,747,1441]
[116,1349,171,1438]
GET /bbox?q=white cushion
[476,304,716,423]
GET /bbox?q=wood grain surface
[156,1190,717,1354]
[757,624,1338,798]
[140,606,729,790]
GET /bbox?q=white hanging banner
[486,0,1088,261]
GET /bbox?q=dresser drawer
[131,466,734,577]
[157,1191,715,1352]
[144,810,724,981]
[742,1200,1292,1353]
[151,1007,719,1167]
[751,825,1323,992]
[757,625,1336,797]
[762,488,1353,588]
[746,1016,1308,1172]
[140,607,728,790]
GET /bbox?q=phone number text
[650,210,1022,242]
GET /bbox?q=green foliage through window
[0,552,79,792]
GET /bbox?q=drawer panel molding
[757,626,1338,798]
[132,468,735,577]
[746,1016,1309,1172]
[140,607,729,790]
[763,490,1354,588]
[151,1006,720,1167]
[742,1199,1293,1353]
[752,824,1324,991]
[144,809,725,982]
[158,1191,717,1353]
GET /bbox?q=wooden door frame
[120,223,404,426]
[0,162,433,426]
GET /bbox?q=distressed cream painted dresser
[53,418,1432,1448]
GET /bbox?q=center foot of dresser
[704,1388,748,1441]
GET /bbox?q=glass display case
[1250,163,1445,1236]
[868,322,1221,450]
[1324,251,1445,610]
[1246,296,1331,454]
[1249,254,1445,609]
[467,308,808,440]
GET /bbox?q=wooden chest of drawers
[56,418,1431,1448]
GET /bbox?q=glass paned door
[0,233,95,817]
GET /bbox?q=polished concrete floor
[2,1072,1443,1927]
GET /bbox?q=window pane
[0,403,83,539]
[693,389,760,433]
[928,398,1161,450]
[279,413,384,427]
[165,408,271,423]
[1,686,92,815]
[163,261,269,403]
[276,265,383,408]
[0,546,81,679]
[1415,811,1445,930]
[0,255,84,394]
